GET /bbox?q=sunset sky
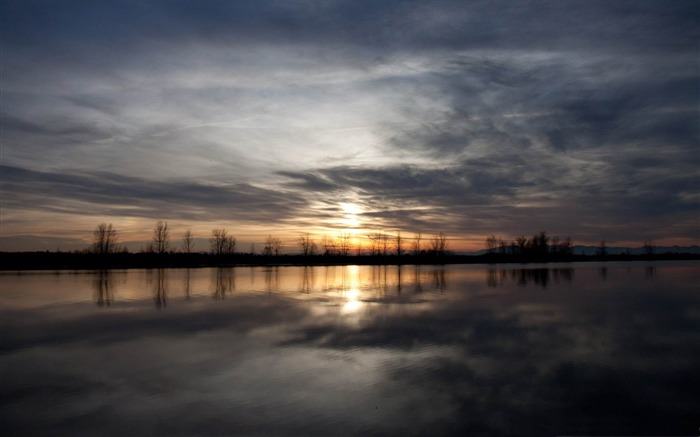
[1,0,698,252]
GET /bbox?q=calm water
[1,262,698,436]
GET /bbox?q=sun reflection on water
[342,288,364,314]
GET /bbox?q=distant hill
[462,245,700,256]
[571,245,700,256]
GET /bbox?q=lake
[1,262,698,436]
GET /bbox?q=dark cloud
[1,0,698,247]
[1,164,309,224]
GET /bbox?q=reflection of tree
[551,268,572,284]
[371,265,389,295]
[264,266,279,293]
[184,268,191,300]
[413,265,423,293]
[487,269,507,288]
[153,269,167,309]
[645,266,656,279]
[94,270,114,306]
[504,268,574,288]
[213,267,236,299]
[299,266,315,293]
[599,267,608,280]
[396,265,402,294]
[513,269,549,288]
[432,268,446,291]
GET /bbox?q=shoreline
[1,251,698,271]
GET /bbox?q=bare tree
[550,236,560,254]
[643,239,656,257]
[224,235,237,255]
[514,236,527,255]
[412,233,422,256]
[527,231,549,259]
[298,233,317,256]
[367,232,390,255]
[498,238,507,255]
[182,230,194,253]
[380,233,390,256]
[263,235,282,256]
[485,235,498,254]
[321,235,336,256]
[596,239,607,257]
[395,232,404,257]
[366,233,380,256]
[338,233,352,256]
[152,221,170,254]
[561,236,573,256]
[92,223,119,254]
[209,229,229,255]
[430,232,448,256]
[272,237,282,255]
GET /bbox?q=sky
[1,0,698,252]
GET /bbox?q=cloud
[1,0,698,248]
[1,165,309,225]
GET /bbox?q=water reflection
[93,270,113,307]
[396,265,403,294]
[264,266,279,293]
[487,267,574,288]
[413,265,423,292]
[2,262,699,436]
[150,269,167,308]
[645,265,656,279]
[299,266,315,293]
[213,267,236,299]
[184,268,191,300]
[432,268,446,291]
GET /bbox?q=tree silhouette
[643,239,656,257]
[92,223,119,254]
[514,236,527,256]
[263,235,282,256]
[298,233,317,256]
[485,235,498,254]
[527,231,549,260]
[366,233,380,256]
[430,232,448,256]
[596,239,607,258]
[210,228,235,255]
[412,233,422,256]
[320,235,336,256]
[338,233,352,256]
[395,231,404,257]
[152,221,170,254]
[182,229,194,253]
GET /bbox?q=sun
[338,202,363,228]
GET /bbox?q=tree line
[485,231,573,260]
[89,221,662,261]
[89,222,452,257]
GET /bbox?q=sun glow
[338,202,363,228]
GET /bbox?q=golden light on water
[342,288,363,314]
[341,265,364,314]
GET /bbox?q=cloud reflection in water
[1,263,698,436]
